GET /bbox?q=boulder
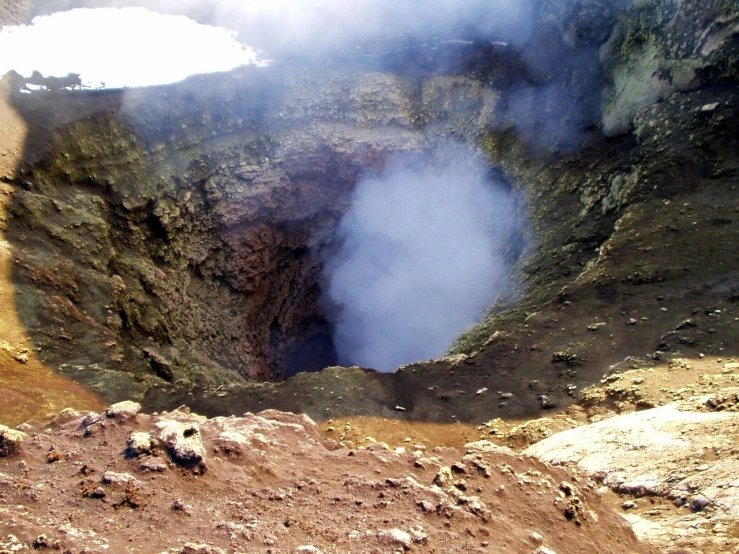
[0,425,26,457]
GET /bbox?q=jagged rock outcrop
[599,0,739,136]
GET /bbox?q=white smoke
[323,145,518,372]
[0,0,537,88]
[34,0,538,57]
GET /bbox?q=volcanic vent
[5,66,525,399]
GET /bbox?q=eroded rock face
[2,0,738,428]
[0,404,655,553]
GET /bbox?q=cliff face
[2,0,739,423]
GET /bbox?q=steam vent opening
[5,68,528,391]
[0,2,540,397]
[1,0,614,413]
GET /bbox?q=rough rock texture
[105,400,141,420]
[0,425,25,457]
[525,396,739,553]
[0,1,738,431]
[599,0,739,136]
[6,66,520,392]
[153,419,207,473]
[0,405,654,554]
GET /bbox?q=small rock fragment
[172,499,192,514]
[127,431,154,456]
[464,440,515,455]
[296,547,323,554]
[450,463,466,474]
[46,447,62,463]
[178,544,226,554]
[409,527,429,544]
[539,395,555,409]
[140,458,167,472]
[154,420,206,473]
[144,347,174,381]
[690,495,710,512]
[418,500,436,513]
[434,467,453,487]
[453,479,467,491]
[101,471,137,485]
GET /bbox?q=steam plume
[322,144,519,372]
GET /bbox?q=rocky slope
[0,402,654,554]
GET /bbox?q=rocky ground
[1,1,739,553]
[0,401,652,554]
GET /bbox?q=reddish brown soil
[0,405,655,554]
